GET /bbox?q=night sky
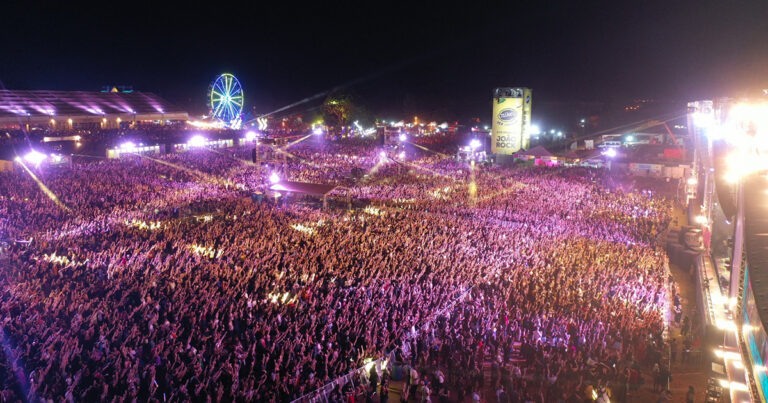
[2,1,767,121]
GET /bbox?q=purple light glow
[1,105,27,115]
[30,104,56,116]
[245,131,258,141]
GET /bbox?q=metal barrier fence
[291,284,477,402]
[291,350,396,403]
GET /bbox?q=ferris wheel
[209,73,244,124]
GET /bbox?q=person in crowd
[0,133,678,401]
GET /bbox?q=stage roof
[0,90,188,124]
[270,181,338,196]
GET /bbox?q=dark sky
[2,1,767,120]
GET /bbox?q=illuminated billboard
[522,88,533,150]
[491,87,531,155]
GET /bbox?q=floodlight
[188,135,206,147]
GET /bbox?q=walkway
[664,205,709,402]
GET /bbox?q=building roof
[270,181,338,196]
[0,90,188,124]
[560,149,605,160]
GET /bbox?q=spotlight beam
[136,153,238,189]
[399,160,454,180]
[16,159,70,212]
[404,141,449,158]
[280,133,314,151]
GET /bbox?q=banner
[491,97,524,154]
[0,160,14,173]
[521,88,532,150]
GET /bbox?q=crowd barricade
[291,350,396,403]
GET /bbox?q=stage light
[687,177,698,185]
[716,319,737,331]
[469,139,481,150]
[604,148,617,158]
[730,382,748,392]
[120,141,136,151]
[693,111,714,128]
[269,172,281,184]
[398,151,405,159]
[313,127,323,135]
[188,135,206,148]
[245,131,257,141]
[530,124,541,135]
[399,133,407,142]
[695,215,707,224]
[364,358,375,373]
[550,129,555,134]
[24,150,47,166]
[626,135,635,142]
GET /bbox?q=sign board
[491,87,531,155]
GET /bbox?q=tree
[323,91,355,128]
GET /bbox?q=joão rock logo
[498,109,517,121]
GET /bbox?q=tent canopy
[516,145,554,157]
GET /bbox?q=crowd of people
[0,134,678,402]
